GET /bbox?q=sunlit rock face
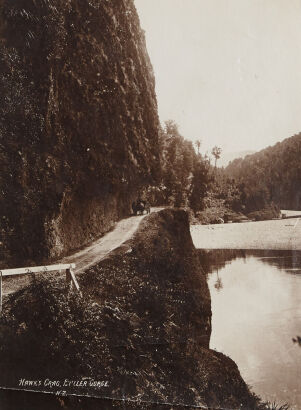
[0,0,160,264]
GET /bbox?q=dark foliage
[247,205,280,221]
[146,121,211,212]
[225,133,301,212]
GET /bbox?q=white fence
[0,263,81,312]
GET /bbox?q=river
[197,249,301,409]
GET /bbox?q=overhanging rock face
[0,0,160,264]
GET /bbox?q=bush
[247,204,281,221]
[196,207,244,224]
[0,275,122,391]
[196,206,225,224]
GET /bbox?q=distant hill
[218,150,255,167]
[225,133,301,210]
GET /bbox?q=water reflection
[214,273,223,291]
[198,249,301,276]
[202,249,301,409]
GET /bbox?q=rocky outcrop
[0,0,160,264]
[0,210,262,409]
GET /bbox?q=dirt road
[3,211,157,297]
[61,213,147,273]
[191,215,301,250]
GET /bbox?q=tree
[195,140,201,155]
[149,119,211,211]
[212,146,222,168]
[160,120,195,207]
[164,119,180,137]
[189,156,211,213]
[224,133,301,212]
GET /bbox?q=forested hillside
[146,120,247,224]
[0,0,160,264]
[225,133,301,211]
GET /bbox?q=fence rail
[0,263,81,313]
[0,263,75,277]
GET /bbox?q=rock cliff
[0,0,160,264]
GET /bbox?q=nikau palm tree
[212,146,222,168]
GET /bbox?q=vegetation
[143,119,283,225]
[191,167,245,224]
[145,120,212,213]
[190,151,282,224]
[264,403,290,410]
[153,129,301,224]
[247,205,280,221]
[225,133,301,211]
[0,209,277,409]
[212,145,222,168]
[144,120,283,224]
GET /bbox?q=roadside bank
[0,209,266,409]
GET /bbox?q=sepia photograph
[0,0,300,409]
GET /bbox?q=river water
[198,249,301,409]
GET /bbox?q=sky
[134,0,301,155]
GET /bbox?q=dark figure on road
[132,201,137,215]
[132,200,144,215]
[144,202,150,214]
[132,199,150,215]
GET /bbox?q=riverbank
[191,217,301,250]
[0,209,265,409]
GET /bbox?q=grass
[264,402,290,410]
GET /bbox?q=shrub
[247,204,281,221]
[0,275,120,390]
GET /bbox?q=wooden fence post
[66,268,73,290]
[0,263,80,315]
[66,267,82,297]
